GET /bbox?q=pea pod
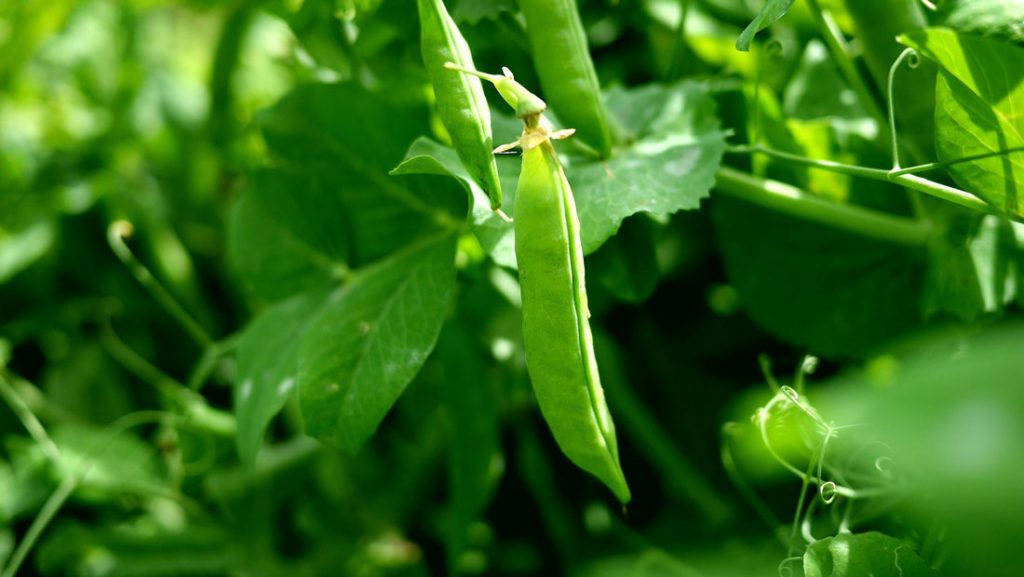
[517,0,615,159]
[417,0,504,209]
[450,64,630,502]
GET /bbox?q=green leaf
[712,196,926,357]
[235,288,334,465]
[804,532,939,577]
[391,137,518,269]
[900,28,1024,217]
[299,232,458,451]
[938,0,1024,42]
[260,83,465,266]
[735,0,794,51]
[783,40,867,121]
[571,81,727,254]
[228,169,348,302]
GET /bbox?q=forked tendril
[888,48,921,170]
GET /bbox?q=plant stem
[107,221,213,349]
[728,146,1001,216]
[714,166,932,247]
[0,374,60,462]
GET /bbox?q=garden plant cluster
[1,0,1023,576]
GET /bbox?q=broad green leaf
[712,196,926,357]
[436,321,501,576]
[299,232,458,451]
[900,28,1024,217]
[228,169,348,302]
[391,137,518,269]
[938,0,1024,42]
[571,81,727,254]
[235,288,334,465]
[735,0,794,51]
[804,532,938,577]
[260,83,465,266]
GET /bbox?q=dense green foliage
[1,0,1023,576]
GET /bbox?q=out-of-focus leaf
[299,232,458,451]
[804,532,938,577]
[228,169,349,303]
[48,424,164,500]
[436,320,502,576]
[832,324,1024,577]
[735,0,794,51]
[783,40,866,121]
[235,288,334,465]
[391,137,518,269]
[901,28,1024,218]
[571,81,727,254]
[0,218,55,285]
[37,522,235,577]
[938,0,1024,42]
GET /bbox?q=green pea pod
[515,138,631,504]
[417,0,504,209]
[518,0,615,158]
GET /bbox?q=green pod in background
[518,0,615,159]
[417,0,504,209]
[515,138,630,503]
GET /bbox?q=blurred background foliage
[1,0,1023,576]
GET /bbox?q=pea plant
[0,0,1022,576]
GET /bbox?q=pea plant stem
[107,221,213,349]
[728,146,1002,216]
[0,374,60,462]
[714,166,932,247]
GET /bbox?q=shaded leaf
[299,232,458,451]
[260,83,464,266]
[228,169,348,303]
[712,196,926,357]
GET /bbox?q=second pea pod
[517,0,616,159]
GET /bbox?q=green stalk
[728,145,1001,216]
[715,167,931,247]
